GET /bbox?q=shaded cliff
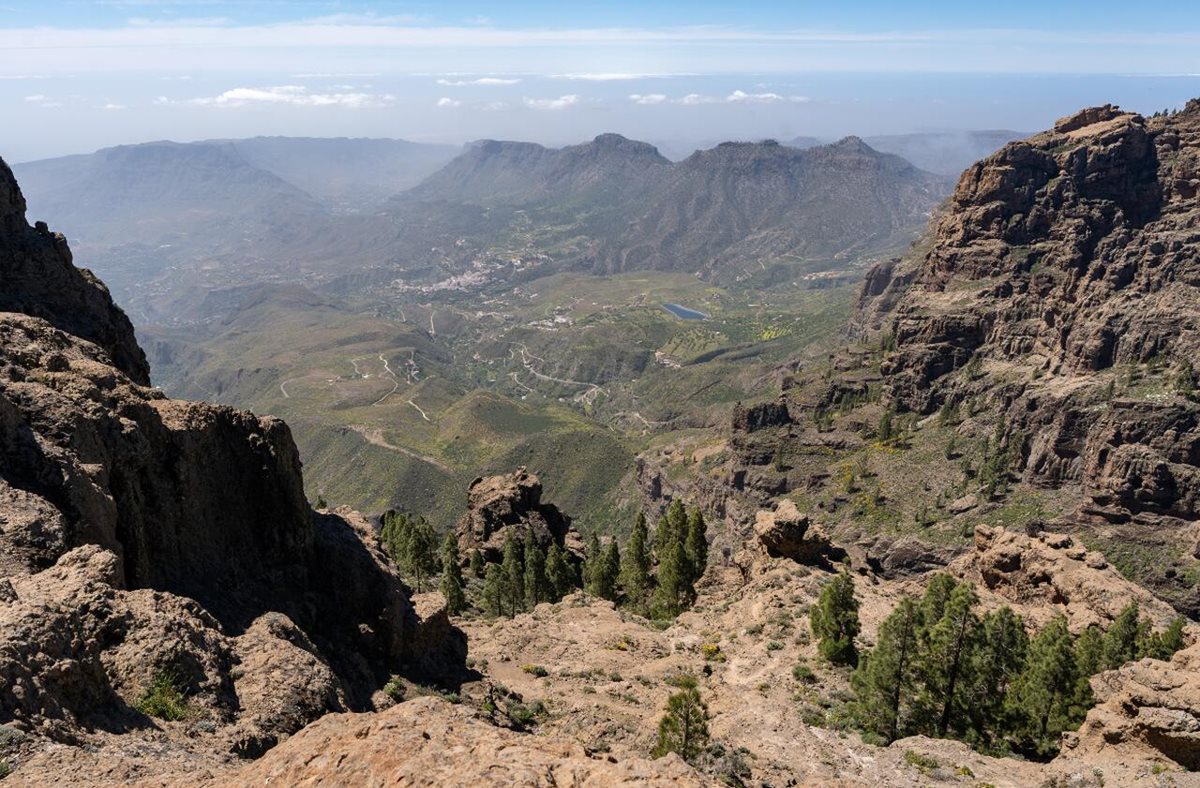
[0,155,463,755]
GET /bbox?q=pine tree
[1158,616,1187,659]
[545,541,573,601]
[381,510,414,567]
[920,574,958,631]
[654,540,690,617]
[878,407,895,444]
[590,539,620,601]
[440,532,467,614]
[1071,623,1104,717]
[583,533,602,592]
[684,507,708,587]
[1009,615,1081,757]
[1102,601,1140,670]
[921,583,980,737]
[469,548,485,579]
[403,517,439,593]
[620,513,653,605]
[501,533,525,617]
[968,606,1028,743]
[482,563,505,618]
[524,538,548,608]
[655,500,687,559]
[852,596,921,743]
[651,676,709,763]
[810,566,860,666]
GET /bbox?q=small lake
[662,303,708,320]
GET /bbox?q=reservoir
[662,303,708,320]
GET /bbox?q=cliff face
[0,158,149,384]
[0,156,462,753]
[859,102,1200,529]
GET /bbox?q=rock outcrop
[454,468,581,561]
[858,101,1200,538]
[0,158,148,385]
[0,156,463,765]
[753,500,831,563]
[1057,640,1200,775]
[225,696,712,787]
[954,525,1181,631]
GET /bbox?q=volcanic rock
[753,500,830,563]
[454,468,581,561]
[0,155,464,760]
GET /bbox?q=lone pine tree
[545,541,573,601]
[852,595,921,743]
[810,565,860,666]
[651,675,709,763]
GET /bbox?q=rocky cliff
[0,156,463,767]
[859,102,1200,541]
[0,158,148,384]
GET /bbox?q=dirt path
[372,352,401,406]
[348,425,452,473]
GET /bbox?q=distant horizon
[3,1,1198,161]
[12,123,1044,166]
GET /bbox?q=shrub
[136,670,191,721]
[792,663,817,684]
[384,677,405,701]
[521,664,549,678]
[903,750,939,774]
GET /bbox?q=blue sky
[2,1,1198,160]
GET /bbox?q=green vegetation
[136,670,192,722]
[652,674,710,763]
[849,577,1187,759]
[381,511,440,592]
[439,532,467,614]
[810,565,860,666]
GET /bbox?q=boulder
[753,500,829,563]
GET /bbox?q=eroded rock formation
[454,468,582,561]
[860,102,1200,528]
[0,156,463,762]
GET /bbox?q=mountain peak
[831,135,876,154]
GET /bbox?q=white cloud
[629,93,667,105]
[101,102,126,110]
[188,85,394,108]
[725,89,808,103]
[675,90,809,105]
[436,77,521,86]
[553,72,679,81]
[436,97,461,108]
[523,94,580,110]
[0,74,50,80]
[22,94,62,107]
[290,72,381,78]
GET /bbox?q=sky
[2,0,1199,161]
